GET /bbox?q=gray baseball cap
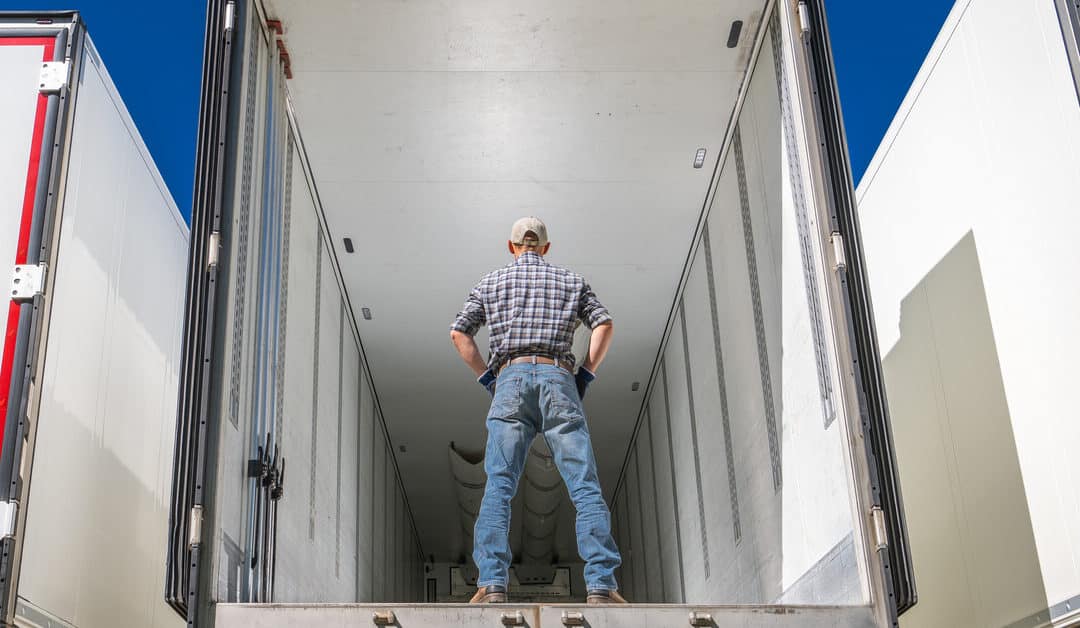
[510,216,548,246]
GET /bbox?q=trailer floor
[214,602,878,627]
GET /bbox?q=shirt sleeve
[450,282,486,336]
[578,282,613,329]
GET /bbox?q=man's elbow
[450,329,469,344]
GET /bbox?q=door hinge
[207,231,221,269]
[224,1,236,32]
[831,232,847,271]
[797,0,812,38]
[871,506,888,550]
[38,61,70,93]
[188,504,204,548]
[11,264,46,302]
[0,501,16,538]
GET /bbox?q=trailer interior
[167,0,911,625]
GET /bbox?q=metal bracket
[188,505,203,548]
[371,610,395,625]
[797,0,812,39]
[0,501,16,538]
[689,611,715,626]
[207,231,221,269]
[224,1,236,32]
[560,611,585,626]
[871,506,889,550]
[11,264,46,302]
[38,61,70,93]
[831,232,847,271]
[501,611,526,626]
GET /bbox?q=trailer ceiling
[265,0,768,560]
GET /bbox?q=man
[450,216,626,605]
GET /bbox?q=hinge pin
[0,501,17,538]
[871,506,889,550]
[797,0,812,38]
[372,610,395,625]
[207,231,221,269]
[831,232,847,271]
[502,611,526,626]
[561,611,585,626]
[689,611,714,626]
[188,504,204,548]
[224,1,236,32]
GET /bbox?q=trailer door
[0,15,71,622]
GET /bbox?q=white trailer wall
[13,37,188,628]
[855,1,1080,626]
[612,11,867,606]
[202,3,422,606]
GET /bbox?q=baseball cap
[510,216,548,247]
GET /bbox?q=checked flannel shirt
[450,251,613,372]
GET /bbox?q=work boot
[469,584,507,604]
[586,589,628,605]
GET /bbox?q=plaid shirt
[451,252,613,371]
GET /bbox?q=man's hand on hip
[575,366,596,399]
[478,368,497,397]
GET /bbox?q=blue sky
[7,1,954,221]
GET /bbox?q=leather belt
[499,355,573,374]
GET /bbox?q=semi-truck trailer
[0,1,926,627]
[0,12,188,628]
[166,0,916,626]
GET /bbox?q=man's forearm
[451,330,489,376]
[582,321,613,373]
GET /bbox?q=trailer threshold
[215,602,877,627]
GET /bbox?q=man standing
[450,216,626,605]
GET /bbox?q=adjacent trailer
[168,1,916,627]
[0,12,188,628]
[855,1,1080,627]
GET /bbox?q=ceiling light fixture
[343,237,355,253]
[631,382,641,391]
[361,307,372,320]
[694,148,707,169]
[727,20,744,48]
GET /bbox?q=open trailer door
[798,0,917,615]
[0,12,189,628]
[168,1,915,626]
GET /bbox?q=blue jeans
[473,363,621,591]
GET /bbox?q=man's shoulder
[481,260,586,285]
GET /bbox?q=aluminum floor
[214,603,879,627]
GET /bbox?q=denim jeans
[473,362,621,591]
